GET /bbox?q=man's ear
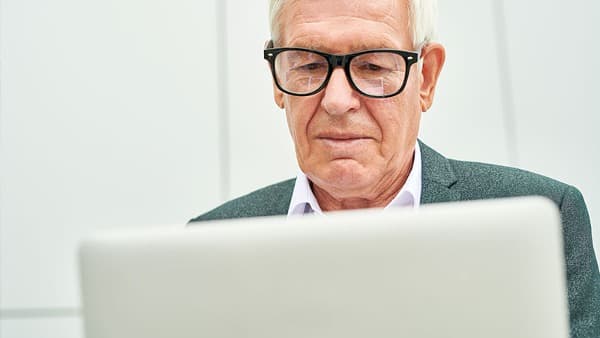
[273,83,285,109]
[419,42,446,112]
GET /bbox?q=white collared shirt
[287,142,422,216]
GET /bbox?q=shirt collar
[287,169,323,216]
[287,142,422,216]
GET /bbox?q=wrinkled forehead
[277,0,411,49]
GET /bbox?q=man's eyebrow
[290,40,396,53]
[287,39,327,50]
[350,41,396,50]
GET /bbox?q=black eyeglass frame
[263,41,420,99]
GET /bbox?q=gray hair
[269,0,438,47]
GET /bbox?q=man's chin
[308,161,376,197]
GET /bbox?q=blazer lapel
[419,140,461,205]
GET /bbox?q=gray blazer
[190,141,600,338]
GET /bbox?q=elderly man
[190,0,599,336]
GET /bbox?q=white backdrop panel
[0,0,220,309]
[503,0,600,258]
[0,318,82,338]
[420,0,510,165]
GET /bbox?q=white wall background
[1,0,598,337]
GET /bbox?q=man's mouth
[315,133,372,158]
[316,132,371,141]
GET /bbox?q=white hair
[269,0,438,48]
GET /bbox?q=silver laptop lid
[79,196,569,338]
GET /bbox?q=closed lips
[317,133,371,140]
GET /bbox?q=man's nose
[320,68,360,115]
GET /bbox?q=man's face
[274,0,440,206]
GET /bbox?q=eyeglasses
[264,41,420,99]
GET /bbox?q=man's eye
[296,62,327,71]
[361,63,385,72]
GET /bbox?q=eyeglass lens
[274,50,408,97]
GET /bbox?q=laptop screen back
[79,197,569,338]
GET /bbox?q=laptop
[79,196,569,338]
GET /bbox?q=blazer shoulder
[188,178,295,223]
[448,158,573,204]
